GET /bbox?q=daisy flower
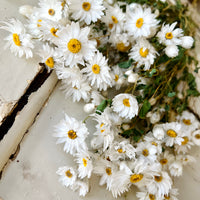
[75,151,93,179]
[158,151,174,171]
[54,113,89,155]
[136,191,159,200]
[176,154,196,166]
[146,171,172,198]
[129,38,158,70]
[81,51,112,91]
[162,122,184,147]
[69,0,104,25]
[191,129,200,146]
[125,5,159,38]
[0,18,34,58]
[102,4,125,33]
[56,166,77,187]
[55,22,96,66]
[38,0,63,22]
[112,93,139,119]
[169,161,183,177]
[157,22,183,46]
[71,180,89,197]
[163,188,179,200]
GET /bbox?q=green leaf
[149,69,157,77]
[139,100,151,119]
[96,99,111,114]
[132,128,143,142]
[118,59,133,69]
[165,104,170,111]
[168,92,176,97]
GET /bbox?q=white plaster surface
[0,83,200,200]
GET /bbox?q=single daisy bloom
[54,113,89,155]
[56,166,77,187]
[157,22,183,46]
[125,5,159,38]
[102,4,125,33]
[112,93,139,119]
[81,51,112,91]
[136,191,159,200]
[38,0,63,21]
[191,129,200,146]
[158,151,174,171]
[129,38,158,70]
[176,154,196,166]
[146,171,172,198]
[169,161,183,177]
[55,22,96,66]
[163,188,179,200]
[0,18,34,58]
[162,122,184,147]
[69,0,105,25]
[75,151,93,179]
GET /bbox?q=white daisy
[129,38,158,70]
[191,129,200,146]
[75,151,93,179]
[54,113,89,155]
[158,151,174,171]
[102,4,125,33]
[169,161,183,177]
[71,180,89,197]
[69,0,104,25]
[112,93,139,119]
[162,122,184,147]
[38,0,63,21]
[136,191,158,200]
[55,22,96,66]
[81,51,112,91]
[176,154,196,166]
[146,171,172,198]
[163,188,179,200]
[157,22,183,46]
[125,5,159,38]
[56,166,77,187]
[0,18,34,58]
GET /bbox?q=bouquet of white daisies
[1,0,200,199]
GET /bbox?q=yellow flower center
[101,129,105,133]
[149,194,156,200]
[160,159,168,165]
[82,2,91,11]
[123,98,130,107]
[109,23,113,29]
[182,119,191,125]
[154,175,163,182]
[13,33,21,46]
[61,1,66,8]
[117,148,123,153]
[50,27,58,37]
[65,170,73,178]
[136,18,144,28]
[195,134,200,139]
[164,194,170,199]
[181,136,189,145]
[67,130,77,139]
[114,74,119,82]
[111,16,118,24]
[165,32,173,39]
[92,64,100,74]
[45,57,54,68]
[152,141,158,146]
[37,19,42,27]
[116,43,130,52]
[100,123,104,128]
[48,9,55,16]
[106,167,112,175]
[83,158,87,167]
[67,39,82,53]
[142,149,149,157]
[139,47,149,58]
[167,129,177,138]
[130,174,143,183]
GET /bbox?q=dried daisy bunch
[1,0,200,199]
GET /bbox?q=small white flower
[54,113,89,155]
[163,188,179,200]
[81,51,112,91]
[0,18,34,58]
[125,5,159,38]
[56,166,77,187]
[169,161,183,177]
[136,191,158,200]
[112,93,139,119]
[162,122,184,147]
[147,111,161,124]
[71,180,89,197]
[55,22,96,66]
[75,151,93,179]
[158,151,174,170]
[157,22,183,46]
[102,4,125,33]
[165,45,179,58]
[38,0,63,21]
[181,36,194,49]
[70,0,104,25]
[191,129,200,146]
[176,154,196,166]
[129,38,158,70]
[128,72,139,83]
[83,103,95,113]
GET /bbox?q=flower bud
[181,36,194,49]
[128,73,139,83]
[165,45,179,58]
[153,124,165,140]
[83,103,95,113]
